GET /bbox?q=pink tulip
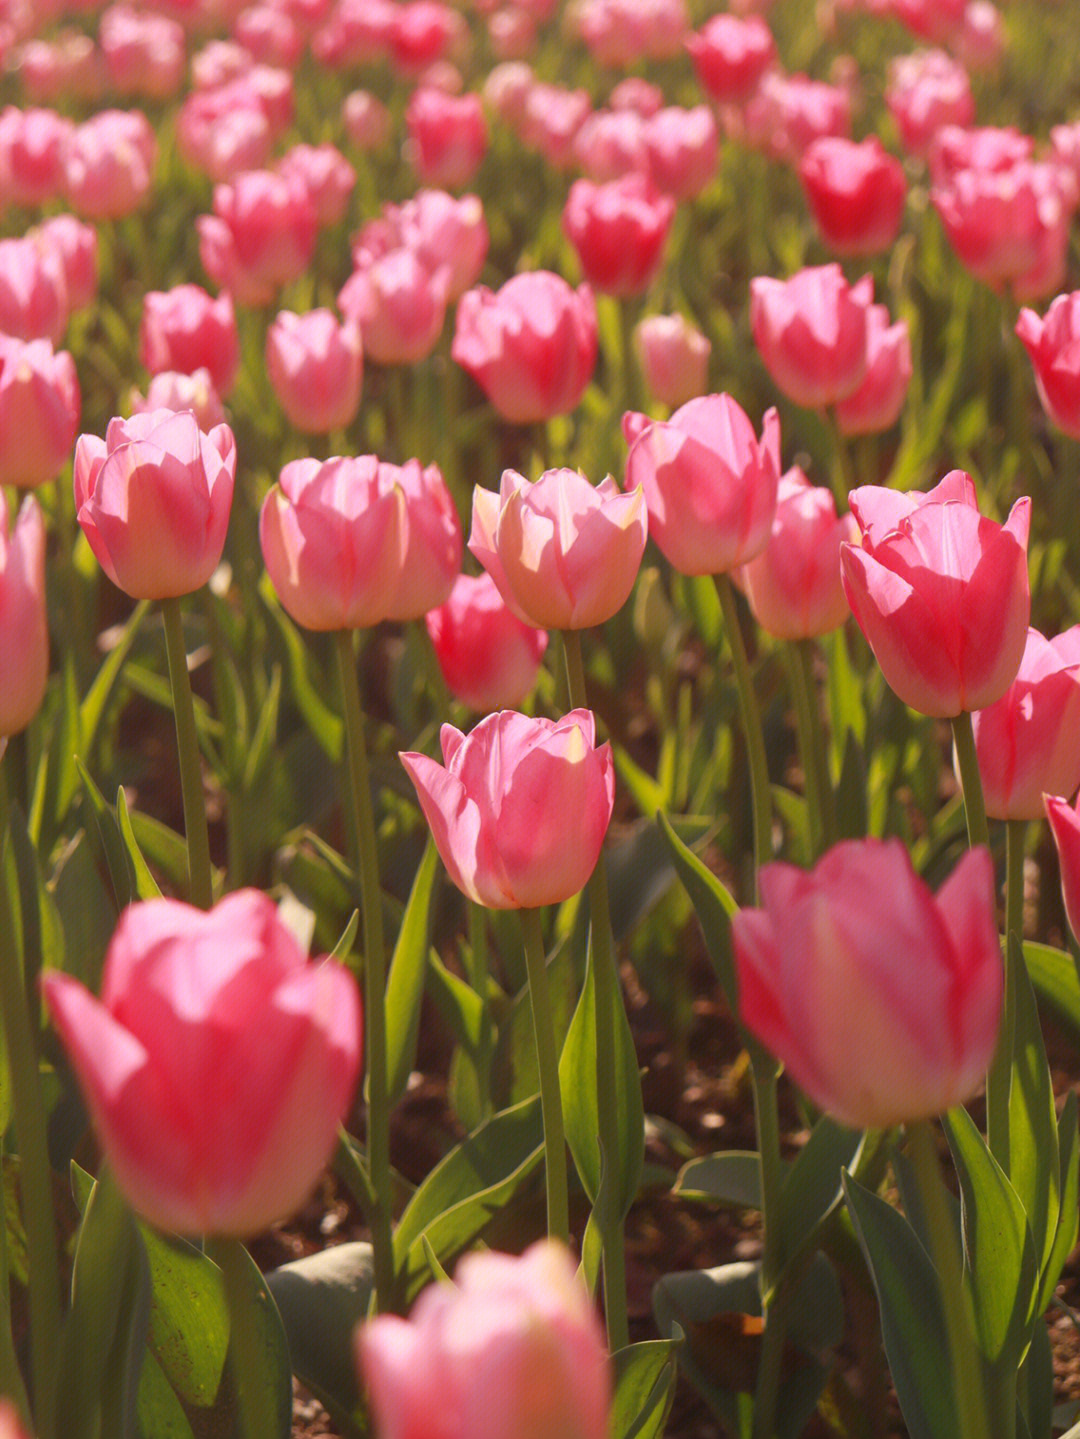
[957,0,1006,71]
[623,393,780,576]
[488,7,536,60]
[928,124,1033,188]
[686,13,776,104]
[737,71,852,167]
[74,409,236,600]
[750,265,872,409]
[342,89,391,150]
[1016,293,1080,439]
[15,35,102,107]
[177,85,273,182]
[0,236,68,345]
[608,77,664,116]
[484,62,536,127]
[733,839,1002,1129]
[277,142,355,227]
[563,174,675,298]
[259,454,428,630]
[798,136,907,256]
[42,890,361,1237]
[383,458,462,620]
[574,0,687,66]
[891,0,968,42]
[642,105,719,200]
[32,214,97,313]
[468,466,647,631]
[452,271,597,424]
[405,86,487,189]
[0,493,47,736]
[834,305,912,435]
[64,109,156,220]
[234,4,304,66]
[400,709,614,909]
[338,248,448,366]
[519,83,591,170]
[197,170,316,308]
[358,1240,610,1439]
[0,335,79,489]
[387,0,465,75]
[426,572,548,712]
[0,1399,34,1439]
[141,284,239,398]
[265,308,362,434]
[635,313,710,409]
[190,39,253,90]
[739,467,857,639]
[572,108,647,184]
[968,627,1080,821]
[885,49,975,158]
[1046,794,1080,946]
[0,105,73,207]
[130,368,226,432]
[840,470,1030,717]
[352,189,488,304]
[100,4,185,99]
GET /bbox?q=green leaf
[672,1152,762,1210]
[1017,1318,1053,1439]
[212,1240,293,1439]
[244,663,282,790]
[385,839,438,1108]
[76,757,132,912]
[655,811,738,1009]
[330,910,359,963]
[80,600,149,754]
[943,1105,1037,1367]
[1007,940,1060,1296]
[262,582,343,760]
[1025,941,1080,1043]
[136,1353,195,1439]
[1038,1091,1078,1316]
[267,1242,374,1432]
[611,1340,678,1439]
[612,744,668,818]
[844,1171,959,1439]
[776,1119,864,1267]
[117,790,163,900]
[126,808,192,893]
[427,947,486,1053]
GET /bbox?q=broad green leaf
[210,1241,292,1439]
[1024,942,1080,1043]
[1018,1318,1053,1439]
[1038,1091,1078,1316]
[673,1152,762,1210]
[386,839,438,1107]
[51,831,114,991]
[943,1105,1037,1366]
[1008,939,1060,1291]
[776,1119,864,1266]
[136,1353,195,1439]
[611,1340,677,1439]
[117,790,163,900]
[844,1171,959,1439]
[76,757,132,912]
[656,811,738,1008]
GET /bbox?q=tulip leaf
[1018,1317,1054,1439]
[843,1171,959,1439]
[611,1340,678,1439]
[330,909,359,963]
[266,1242,374,1433]
[126,808,193,893]
[1024,941,1080,1044]
[209,1239,293,1439]
[79,599,150,758]
[116,789,164,901]
[656,810,739,1009]
[1007,937,1060,1293]
[672,1152,763,1210]
[244,661,282,790]
[942,1105,1038,1366]
[613,744,669,818]
[385,838,438,1108]
[135,1353,195,1439]
[427,946,485,1052]
[1038,1091,1079,1317]
[776,1118,864,1267]
[262,581,343,760]
[76,757,133,912]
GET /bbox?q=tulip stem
[749,1046,786,1439]
[519,907,570,1244]
[563,628,630,1351]
[950,711,989,851]
[987,819,1027,1165]
[714,574,773,889]
[906,1120,990,1439]
[210,1238,285,1439]
[786,640,836,858]
[161,597,214,910]
[334,629,395,1313]
[467,903,494,1122]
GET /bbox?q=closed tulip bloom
[32,214,97,313]
[733,840,1002,1129]
[0,335,79,489]
[642,105,719,200]
[342,89,391,150]
[799,136,907,256]
[405,86,487,189]
[740,467,857,638]
[234,4,304,66]
[469,467,647,630]
[129,368,226,432]
[572,108,647,184]
[141,285,239,398]
[383,458,462,620]
[738,71,852,167]
[750,265,872,409]
[834,305,912,435]
[1017,293,1080,439]
[623,394,780,575]
[635,313,710,409]
[885,50,975,158]
[1046,794,1080,946]
[928,124,1033,188]
[64,109,156,220]
[686,13,776,104]
[0,493,48,736]
[562,175,675,298]
[197,170,317,308]
[74,409,236,599]
[177,87,273,182]
[0,236,68,345]
[359,1240,610,1439]
[400,708,614,909]
[259,454,409,630]
[841,470,1030,717]
[277,143,355,227]
[338,248,449,366]
[100,4,185,99]
[41,890,361,1237]
[519,84,592,170]
[266,308,362,433]
[452,271,597,423]
[369,189,488,304]
[968,627,1080,821]
[0,105,73,207]
[426,572,547,712]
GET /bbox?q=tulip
[834,305,912,435]
[0,236,69,346]
[64,109,156,220]
[642,104,719,200]
[885,49,975,158]
[277,142,356,227]
[928,124,1033,188]
[686,13,776,104]
[623,393,780,575]
[265,308,363,434]
[426,572,548,711]
[562,174,675,298]
[468,467,647,630]
[129,368,226,432]
[740,467,857,639]
[750,265,872,409]
[358,1240,611,1439]
[258,454,411,630]
[74,408,236,600]
[519,84,592,170]
[1016,293,1080,439]
[400,709,614,910]
[342,89,391,150]
[634,313,710,409]
[452,271,598,423]
[738,71,852,167]
[405,86,487,189]
[41,890,361,1237]
[100,5,185,99]
[356,189,488,304]
[384,458,462,620]
[32,214,97,313]
[575,0,688,66]
[732,839,1002,1129]
[798,135,907,256]
[196,169,316,308]
[0,105,73,207]
[140,284,239,397]
[0,493,48,736]
[387,0,465,75]
[572,109,647,184]
[1046,794,1080,946]
[177,86,273,182]
[338,248,449,366]
[968,627,1080,821]
[234,4,304,66]
[840,470,1030,717]
[0,335,79,489]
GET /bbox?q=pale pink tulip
[0,335,79,489]
[635,313,710,409]
[0,493,47,735]
[265,308,362,433]
[141,285,239,398]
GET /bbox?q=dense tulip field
[4,0,1080,1435]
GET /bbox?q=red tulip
[798,136,907,256]
[562,174,675,298]
[686,13,776,104]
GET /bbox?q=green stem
[562,628,629,1350]
[467,903,494,1123]
[906,1121,991,1439]
[0,799,59,1430]
[160,597,213,910]
[785,640,836,858]
[829,410,856,510]
[950,711,990,851]
[749,1047,786,1439]
[714,574,773,889]
[333,630,395,1312]
[209,1239,284,1439]
[987,820,1026,1166]
[519,906,570,1244]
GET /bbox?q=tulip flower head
[426,572,548,712]
[0,492,48,736]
